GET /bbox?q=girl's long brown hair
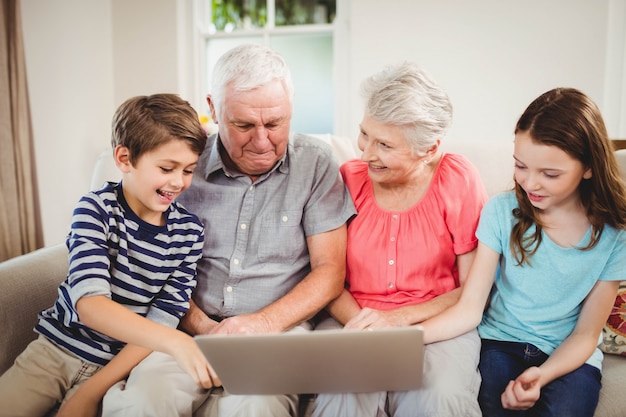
[511,88,626,265]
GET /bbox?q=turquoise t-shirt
[477,191,626,370]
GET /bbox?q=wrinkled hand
[501,366,541,410]
[344,307,403,330]
[171,334,222,389]
[209,313,274,335]
[56,392,99,417]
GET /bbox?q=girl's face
[513,131,591,212]
[357,115,426,185]
[118,140,199,225]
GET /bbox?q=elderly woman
[313,62,487,417]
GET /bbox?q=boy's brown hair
[111,94,207,164]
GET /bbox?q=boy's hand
[57,392,100,417]
[170,333,222,389]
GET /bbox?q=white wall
[21,0,115,247]
[604,0,626,137]
[19,0,624,246]
[20,0,194,246]
[334,0,615,144]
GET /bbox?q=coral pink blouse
[341,154,488,310]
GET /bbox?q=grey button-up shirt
[178,133,356,318]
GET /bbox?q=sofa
[1,136,625,416]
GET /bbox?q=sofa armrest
[0,244,68,375]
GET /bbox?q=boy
[0,94,217,416]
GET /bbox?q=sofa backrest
[323,136,516,197]
[615,149,626,183]
[91,136,515,197]
[89,134,360,191]
[441,139,515,197]
[90,149,119,190]
[91,137,626,199]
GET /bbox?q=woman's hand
[501,366,542,410]
[344,307,406,330]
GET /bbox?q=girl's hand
[501,366,542,410]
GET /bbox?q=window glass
[271,33,333,133]
[205,34,333,134]
[203,0,335,134]
[211,0,266,31]
[210,0,335,31]
[275,0,336,26]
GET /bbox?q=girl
[421,87,626,416]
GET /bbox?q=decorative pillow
[599,281,626,356]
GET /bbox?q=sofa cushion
[596,353,626,417]
[599,281,626,356]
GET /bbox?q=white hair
[211,44,294,120]
[361,61,452,154]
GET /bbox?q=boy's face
[117,140,199,225]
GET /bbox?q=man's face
[214,79,292,178]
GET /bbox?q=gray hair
[211,44,294,120]
[361,61,452,155]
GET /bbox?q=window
[196,0,336,134]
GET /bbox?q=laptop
[194,326,424,395]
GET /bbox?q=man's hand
[209,312,275,335]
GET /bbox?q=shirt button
[226,286,233,293]
[388,283,394,289]
[249,185,254,191]
[233,259,240,265]
[392,214,398,220]
[282,215,288,222]
[390,237,396,242]
[240,223,247,229]
[388,260,395,265]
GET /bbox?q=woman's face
[357,115,425,185]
